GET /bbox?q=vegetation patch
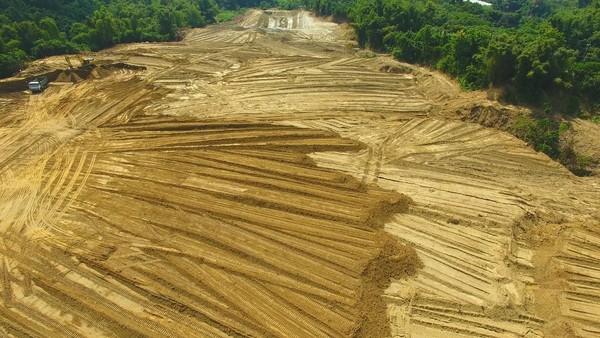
[357,51,377,58]
[0,0,287,78]
[304,0,599,114]
[216,9,245,22]
[512,114,596,175]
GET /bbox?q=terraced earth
[1,9,599,338]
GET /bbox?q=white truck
[28,76,49,93]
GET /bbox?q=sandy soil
[0,9,599,337]
[570,119,600,175]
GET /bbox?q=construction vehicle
[65,55,75,70]
[28,76,49,93]
[77,54,94,67]
[65,55,95,69]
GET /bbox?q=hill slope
[0,10,599,337]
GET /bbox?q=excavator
[64,55,94,70]
[61,54,97,84]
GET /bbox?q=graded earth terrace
[0,10,599,338]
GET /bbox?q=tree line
[1,0,597,172]
[303,0,599,173]
[1,0,597,110]
[0,0,313,78]
[304,0,599,114]
[0,0,226,77]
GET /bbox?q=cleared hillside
[0,10,599,338]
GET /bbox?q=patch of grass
[357,51,377,59]
[513,115,560,158]
[592,115,600,124]
[277,0,301,10]
[512,115,595,176]
[215,10,243,23]
[559,138,596,176]
[558,122,570,135]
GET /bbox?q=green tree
[437,27,491,88]
[0,49,27,77]
[513,23,576,102]
[197,0,219,22]
[155,6,178,40]
[39,17,61,40]
[13,21,43,53]
[183,5,206,28]
[31,39,79,58]
[90,9,117,50]
[513,116,560,157]
[485,32,516,82]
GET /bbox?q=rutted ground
[0,9,599,337]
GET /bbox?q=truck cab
[28,76,48,93]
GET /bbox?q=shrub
[215,10,240,23]
[513,115,560,158]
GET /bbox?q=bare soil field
[1,10,599,337]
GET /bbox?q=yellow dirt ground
[0,10,599,338]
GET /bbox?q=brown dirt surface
[1,9,600,338]
[570,119,600,174]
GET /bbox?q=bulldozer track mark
[0,111,411,336]
[1,9,599,338]
[305,117,600,337]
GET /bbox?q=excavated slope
[0,9,599,338]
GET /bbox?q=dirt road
[1,10,599,337]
